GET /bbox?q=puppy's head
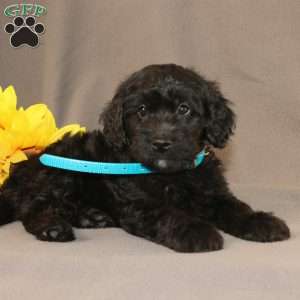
[100,64,235,172]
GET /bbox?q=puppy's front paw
[170,222,224,253]
[38,221,75,242]
[76,208,116,229]
[240,212,290,242]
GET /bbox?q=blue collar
[39,150,206,175]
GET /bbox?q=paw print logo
[4,16,45,48]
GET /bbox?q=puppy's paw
[38,220,75,242]
[170,222,224,253]
[240,212,290,242]
[76,208,116,229]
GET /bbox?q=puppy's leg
[211,195,290,242]
[120,209,223,252]
[74,207,116,229]
[22,208,75,242]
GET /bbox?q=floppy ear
[100,97,127,150]
[99,71,142,150]
[203,83,236,148]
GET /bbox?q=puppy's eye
[137,104,147,118]
[177,103,190,115]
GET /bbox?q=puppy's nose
[152,140,172,152]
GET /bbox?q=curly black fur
[0,64,290,252]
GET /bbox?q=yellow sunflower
[0,85,86,186]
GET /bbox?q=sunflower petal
[0,130,14,159]
[48,124,86,145]
[0,104,16,129]
[10,150,28,163]
[23,106,57,149]
[0,172,9,186]
[25,104,57,130]
[2,160,11,173]
[22,104,48,148]
[1,85,17,109]
[8,109,29,148]
[9,108,28,131]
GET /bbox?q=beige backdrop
[1,2,300,300]
[0,0,299,188]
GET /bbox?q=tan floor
[0,186,299,300]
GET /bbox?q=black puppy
[0,64,290,252]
